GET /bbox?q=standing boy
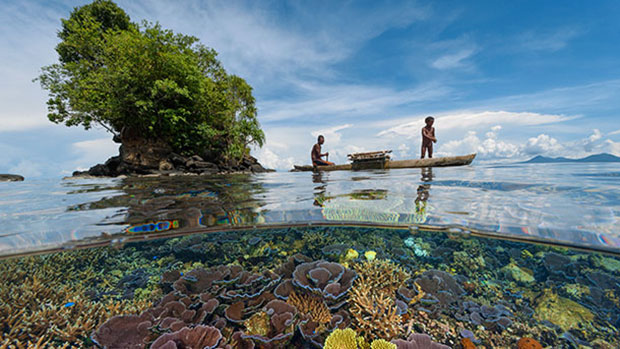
[421,116,437,159]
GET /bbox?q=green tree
[37,0,264,161]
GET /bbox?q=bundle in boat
[347,150,392,170]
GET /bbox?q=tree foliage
[37,0,264,160]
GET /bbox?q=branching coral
[352,259,410,297]
[349,281,402,341]
[286,291,331,324]
[0,249,154,347]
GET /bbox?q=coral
[352,259,410,297]
[364,251,377,261]
[390,333,450,349]
[324,328,358,349]
[413,270,465,315]
[371,339,397,349]
[240,299,297,345]
[150,325,222,349]
[517,337,542,349]
[461,337,476,349]
[0,249,154,347]
[501,262,535,283]
[453,301,513,332]
[534,289,594,330]
[286,291,331,324]
[349,280,402,340]
[91,312,153,348]
[452,251,485,272]
[292,260,357,300]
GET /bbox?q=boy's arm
[432,127,437,142]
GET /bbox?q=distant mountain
[522,153,620,163]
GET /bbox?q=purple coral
[292,260,357,300]
[241,300,298,345]
[391,333,450,349]
[91,312,153,349]
[150,325,222,349]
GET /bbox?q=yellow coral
[346,248,359,260]
[370,339,397,349]
[324,328,359,349]
[364,251,376,261]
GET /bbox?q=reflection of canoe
[292,154,476,172]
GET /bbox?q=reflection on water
[1,226,619,347]
[1,162,620,256]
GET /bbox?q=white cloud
[259,82,450,122]
[397,143,410,158]
[523,134,564,155]
[519,28,581,52]
[121,1,427,84]
[604,140,620,156]
[431,48,476,70]
[70,137,119,170]
[8,160,43,178]
[609,129,620,136]
[311,124,352,145]
[254,147,295,170]
[377,110,571,139]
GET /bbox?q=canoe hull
[293,154,476,172]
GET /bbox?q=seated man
[311,135,335,166]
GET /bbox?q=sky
[1,0,620,177]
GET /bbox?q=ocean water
[1,163,619,256]
[1,163,619,347]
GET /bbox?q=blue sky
[1,0,620,176]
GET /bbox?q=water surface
[1,162,619,256]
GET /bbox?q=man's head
[425,116,434,126]
[317,135,324,145]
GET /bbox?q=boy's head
[424,116,434,126]
[317,135,324,144]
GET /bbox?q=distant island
[522,153,620,164]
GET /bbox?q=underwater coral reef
[1,226,619,348]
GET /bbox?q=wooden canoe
[292,153,476,172]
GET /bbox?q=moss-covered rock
[534,289,594,330]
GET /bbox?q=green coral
[501,261,535,283]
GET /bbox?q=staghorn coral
[0,249,154,348]
[287,291,331,324]
[352,259,410,297]
[349,280,402,341]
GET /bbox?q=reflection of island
[67,174,268,236]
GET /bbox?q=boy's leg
[428,144,433,158]
[421,144,426,159]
